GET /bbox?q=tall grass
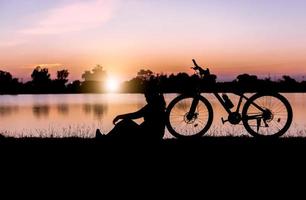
[1,123,305,139]
[0,122,103,138]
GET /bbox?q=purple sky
[1,0,306,81]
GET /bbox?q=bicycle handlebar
[192,59,200,68]
[191,59,211,76]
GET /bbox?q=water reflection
[0,94,304,138]
[32,105,50,118]
[0,106,19,117]
[57,104,69,116]
[82,103,108,120]
[83,104,92,115]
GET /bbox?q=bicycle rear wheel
[242,93,293,138]
[166,95,213,139]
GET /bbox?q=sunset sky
[1,0,306,81]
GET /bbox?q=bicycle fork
[187,96,200,121]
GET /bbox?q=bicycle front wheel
[242,93,293,138]
[166,95,213,139]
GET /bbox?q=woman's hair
[144,88,166,110]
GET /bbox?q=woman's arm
[113,106,147,125]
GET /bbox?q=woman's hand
[113,115,123,125]
[113,110,142,125]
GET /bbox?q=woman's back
[141,94,166,140]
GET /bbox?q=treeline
[0,65,106,94]
[0,65,306,94]
[122,70,306,93]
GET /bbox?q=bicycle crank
[222,112,242,125]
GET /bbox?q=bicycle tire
[242,93,293,138]
[166,94,214,139]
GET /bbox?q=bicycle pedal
[221,118,228,124]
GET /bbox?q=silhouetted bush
[0,70,22,94]
[0,66,306,94]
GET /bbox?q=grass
[1,133,306,147]
[1,125,306,160]
[2,123,306,139]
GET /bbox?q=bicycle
[166,60,293,139]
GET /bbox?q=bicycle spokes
[168,98,210,137]
[244,96,289,136]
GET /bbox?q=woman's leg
[108,119,140,138]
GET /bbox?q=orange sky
[1,0,306,81]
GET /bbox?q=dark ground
[1,135,306,195]
[1,136,306,160]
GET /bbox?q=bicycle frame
[213,92,266,115]
[189,59,272,125]
[191,92,265,113]
[189,92,267,124]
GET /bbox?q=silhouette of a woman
[96,88,166,141]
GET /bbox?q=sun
[105,77,120,93]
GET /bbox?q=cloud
[0,38,27,47]
[21,0,118,35]
[35,63,64,68]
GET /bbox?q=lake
[0,93,305,138]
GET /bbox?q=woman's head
[144,88,166,109]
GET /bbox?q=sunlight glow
[105,77,120,93]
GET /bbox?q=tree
[67,80,81,93]
[81,65,108,93]
[137,69,154,80]
[52,69,70,93]
[30,66,51,93]
[279,75,299,91]
[82,65,107,82]
[281,75,297,84]
[0,71,13,83]
[237,74,258,83]
[0,70,20,94]
[56,69,69,84]
[31,66,51,84]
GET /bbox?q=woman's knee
[117,119,134,126]
[116,119,139,130]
